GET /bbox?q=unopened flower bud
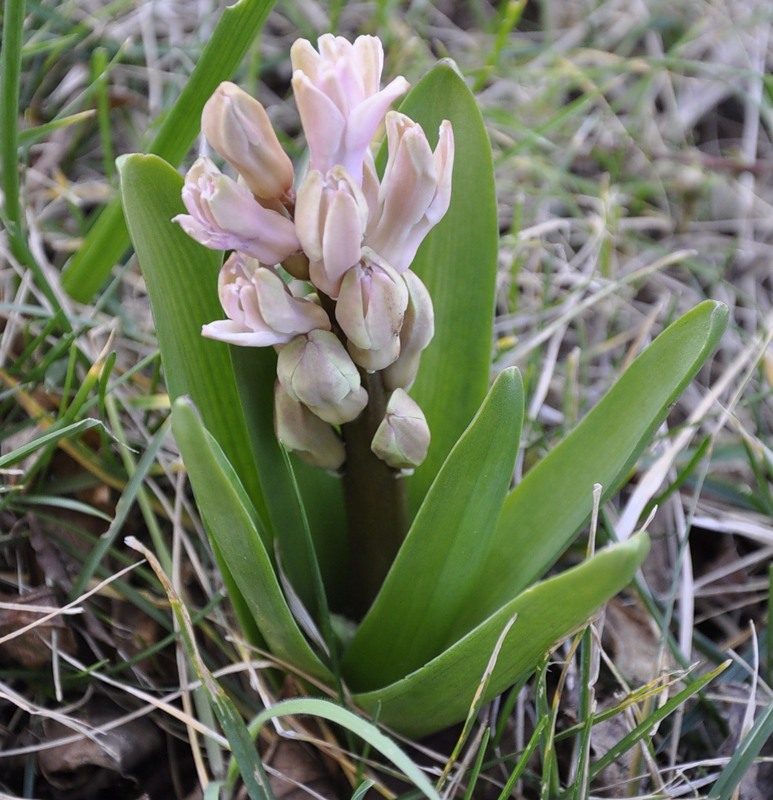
[277,330,367,424]
[366,113,454,272]
[371,389,430,470]
[295,166,368,298]
[174,157,299,264]
[382,270,434,390]
[202,82,294,201]
[336,248,408,371]
[291,34,409,180]
[201,253,330,347]
[274,381,345,471]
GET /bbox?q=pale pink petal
[202,319,293,347]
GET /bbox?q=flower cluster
[174,35,453,472]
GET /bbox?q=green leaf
[118,153,266,525]
[343,368,523,689]
[171,397,331,682]
[61,0,276,303]
[448,300,728,640]
[228,345,347,619]
[352,534,650,738]
[395,62,499,516]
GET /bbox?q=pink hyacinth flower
[366,112,454,273]
[201,82,294,202]
[382,269,435,391]
[295,165,368,298]
[274,381,345,471]
[335,248,409,372]
[201,253,330,347]
[291,34,409,182]
[370,388,430,470]
[276,329,368,425]
[174,157,299,265]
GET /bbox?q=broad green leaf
[228,345,347,617]
[228,344,320,616]
[394,63,499,516]
[118,153,266,525]
[448,300,728,641]
[171,397,331,682]
[343,368,523,688]
[62,0,276,303]
[352,533,650,738]
[119,152,267,646]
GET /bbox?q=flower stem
[341,369,408,620]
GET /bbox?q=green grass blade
[393,62,499,516]
[61,0,276,302]
[1,0,24,246]
[588,661,729,782]
[350,780,375,800]
[72,416,172,599]
[454,300,728,635]
[0,418,102,469]
[242,698,441,800]
[171,397,331,682]
[342,368,523,689]
[352,534,650,738]
[118,153,266,524]
[707,693,773,800]
[127,537,275,800]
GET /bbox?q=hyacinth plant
[118,34,727,742]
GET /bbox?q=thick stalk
[341,369,408,619]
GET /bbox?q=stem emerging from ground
[341,369,408,620]
[317,292,408,619]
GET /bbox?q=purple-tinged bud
[277,329,368,424]
[382,270,435,390]
[201,253,330,347]
[335,248,408,371]
[174,157,299,264]
[295,166,368,298]
[371,389,430,470]
[202,82,294,201]
[291,34,409,181]
[274,382,345,471]
[366,113,454,272]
